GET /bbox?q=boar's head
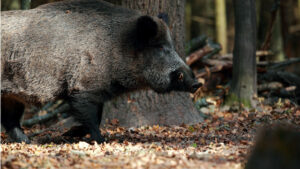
[132,16,201,93]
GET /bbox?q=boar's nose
[190,81,202,93]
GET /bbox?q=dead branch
[257,58,300,68]
[186,39,221,66]
[186,45,214,65]
[22,103,70,127]
[222,50,273,60]
[289,24,300,34]
[28,116,80,138]
[196,65,224,78]
[261,0,281,50]
[202,59,232,67]
[269,58,300,70]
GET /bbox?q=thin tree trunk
[227,0,257,108]
[280,0,295,58]
[215,0,227,54]
[298,0,300,21]
[102,0,203,127]
[191,0,215,39]
[258,0,284,62]
[225,0,236,53]
[21,0,31,10]
[270,11,284,61]
[1,0,21,11]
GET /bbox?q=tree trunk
[227,0,257,108]
[102,0,203,127]
[190,0,215,39]
[215,0,227,54]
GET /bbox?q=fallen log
[222,50,273,60]
[28,116,80,138]
[259,71,300,87]
[186,45,214,66]
[196,65,224,78]
[269,58,300,70]
[22,102,70,127]
[186,39,221,66]
[202,58,232,67]
[185,35,208,55]
[257,82,283,92]
[258,71,300,103]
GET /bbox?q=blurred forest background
[2,0,300,61]
[186,0,300,59]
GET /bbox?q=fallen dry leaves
[1,98,299,169]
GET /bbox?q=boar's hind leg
[1,96,30,143]
[63,104,103,138]
[69,94,105,143]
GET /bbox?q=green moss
[225,93,252,108]
[225,93,239,106]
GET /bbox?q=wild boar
[1,0,201,143]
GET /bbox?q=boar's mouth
[167,79,202,93]
[151,80,201,94]
[145,67,202,94]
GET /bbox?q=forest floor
[1,98,300,169]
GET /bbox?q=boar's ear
[135,16,158,50]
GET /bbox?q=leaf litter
[1,97,300,169]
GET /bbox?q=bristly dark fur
[1,0,200,144]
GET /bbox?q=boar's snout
[169,67,202,93]
[191,81,202,93]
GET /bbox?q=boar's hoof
[63,125,89,137]
[91,135,105,144]
[63,126,105,144]
[89,137,105,144]
[8,128,31,144]
[90,131,106,144]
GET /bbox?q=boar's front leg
[1,95,30,143]
[68,92,105,143]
